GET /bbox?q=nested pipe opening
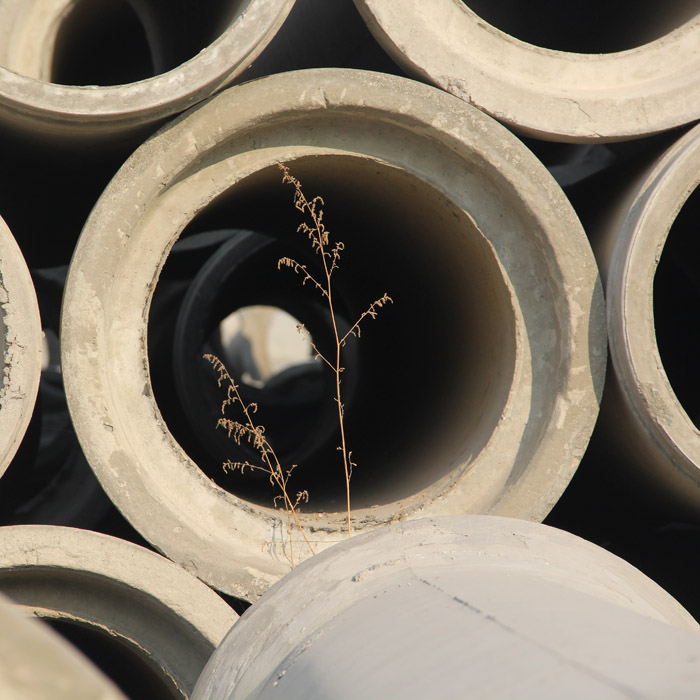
[50,0,239,86]
[653,183,700,429]
[150,155,516,514]
[47,619,179,700]
[465,0,700,53]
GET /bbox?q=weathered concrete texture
[0,592,127,700]
[0,526,238,699]
[60,68,605,600]
[193,516,700,700]
[353,0,700,142]
[598,121,700,517]
[0,214,42,477]
[0,0,294,140]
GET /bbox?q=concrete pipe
[0,593,127,700]
[0,0,294,141]
[0,525,238,699]
[192,516,700,700]
[61,68,606,600]
[0,214,42,478]
[597,121,700,518]
[353,0,700,142]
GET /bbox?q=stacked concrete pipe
[353,0,700,142]
[61,68,606,600]
[0,0,294,140]
[192,516,700,699]
[594,121,700,518]
[0,214,42,477]
[0,525,238,699]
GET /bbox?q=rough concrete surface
[60,68,605,600]
[0,213,42,477]
[354,0,700,142]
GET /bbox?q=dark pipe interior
[51,0,238,86]
[653,183,700,429]
[46,619,179,700]
[465,0,700,53]
[149,156,515,513]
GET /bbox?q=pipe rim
[0,0,295,135]
[61,68,605,599]
[353,0,700,142]
[0,214,42,477]
[607,121,700,498]
[0,525,238,697]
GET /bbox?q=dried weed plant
[206,164,392,563]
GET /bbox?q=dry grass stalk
[206,164,391,562]
[278,164,392,536]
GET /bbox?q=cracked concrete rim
[0,592,127,700]
[0,213,42,477]
[605,121,700,514]
[353,0,700,142]
[0,0,294,138]
[61,68,606,600]
[0,525,238,699]
[192,515,700,700]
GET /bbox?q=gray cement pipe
[0,592,127,700]
[0,0,293,141]
[596,121,700,518]
[0,214,42,478]
[353,0,700,142]
[192,516,700,700]
[61,68,606,600]
[0,525,238,700]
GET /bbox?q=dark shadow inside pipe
[51,0,155,86]
[653,183,700,429]
[46,619,179,700]
[51,0,238,86]
[465,0,700,53]
[149,156,516,513]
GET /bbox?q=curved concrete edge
[61,68,605,599]
[353,0,700,142]
[192,516,700,700]
[0,592,127,700]
[0,214,42,477]
[603,121,700,515]
[0,525,239,697]
[0,0,295,139]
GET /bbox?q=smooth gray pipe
[193,516,700,700]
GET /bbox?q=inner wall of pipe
[49,0,240,85]
[465,0,700,53]
[47,620,179,700]
[151,155,516,513]
[653,183,700,429]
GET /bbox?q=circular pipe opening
[653,184,700,429]
[47,619,179,700]
[149,156,516,512]
[465,0,700,54]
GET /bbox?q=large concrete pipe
[61,68,606,600]
[192,516,700,700]
[595,121,700,518]
[0,0,294,140]
[0,593,127,700]
[353,0,700,142]
[0,525,238,699]
[0,214,42,477]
